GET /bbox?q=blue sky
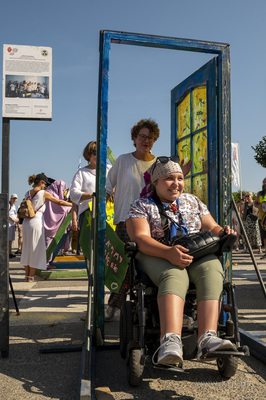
[1,0,265,202]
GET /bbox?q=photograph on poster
[5,75,49,99]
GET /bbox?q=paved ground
[231,249,266,344]
[0,247,265,400]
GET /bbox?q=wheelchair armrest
[215,234,237,257]
[125,241,138,255]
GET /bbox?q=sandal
[24,276,29,281]
[28,275,43,281]
[47,264,56,270]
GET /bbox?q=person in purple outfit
[43,180,72,268]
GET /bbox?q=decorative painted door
[171,58,218,220]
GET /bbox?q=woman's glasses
[138,133,154,143]
[92,150,97,156]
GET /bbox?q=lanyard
[150,195,188,242]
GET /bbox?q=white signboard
[2,44,52,120]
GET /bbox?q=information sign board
[2,44,52,120]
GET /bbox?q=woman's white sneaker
[197,330,237,359]
[156,333,183,365]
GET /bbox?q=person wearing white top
[105,119,160,320]
[70,141,111,233]
[20,173,72,281]
[9,194,19,258]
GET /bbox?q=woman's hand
[218,225,236,237]
[72,220,78,232]
[80,192,93,201]
[166,245,194,269]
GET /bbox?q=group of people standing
[9,116,253,366]
[66,118,238,365]
[233,181,266,258]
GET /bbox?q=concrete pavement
[0,248,266,400]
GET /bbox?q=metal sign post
[0,117,10,357]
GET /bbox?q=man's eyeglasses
[138,134,154,142]
[92,150,97,155]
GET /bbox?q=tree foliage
[251,136,266,168]
[232,190,244,203]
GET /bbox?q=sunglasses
[92,150,97,155]
[156,156,180,164]
[151,155,180,173]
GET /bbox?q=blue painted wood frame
[97,30,231,335]
[171,58,218,219]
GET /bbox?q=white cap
[11,193,18,199]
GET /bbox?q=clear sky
[1,0,265,202]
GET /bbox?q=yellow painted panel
[177,137,191,177]
[193,173,208,204]
[183,177,191,194]
[177,92,191,138]
[192,129,208,174]
[192,86,207,131]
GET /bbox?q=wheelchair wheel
[217,356,238,379]
[128,348,144,387]
[120,301,134,359]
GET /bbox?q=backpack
[17,190,43,219]
[18,199,36,219]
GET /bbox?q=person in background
[20,173,72,281]
[241,191,261,254]
[43,180,72,268]
[70,141,111,249]
[255,177,266,259]
[104,118,191,321]
[231,206,241,251]
[126,157,236,365]
[9,194,19,258]
[15,212,23,255]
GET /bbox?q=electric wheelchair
[119,240,249,387]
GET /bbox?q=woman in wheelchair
[126,157,237,366]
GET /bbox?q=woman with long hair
[20,173,72,281]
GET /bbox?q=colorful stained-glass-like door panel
[183,178,191,194]
[192,86,207,131]
[171,58,217,216]
[193,130,208,174]
[175,85,208,203]
[193,173,208,205]
[177,137,191,176]
[177,92,191,139]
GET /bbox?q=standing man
[255,177,266,259]
[9,194,19,258]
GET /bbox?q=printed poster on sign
[2,44,52,120]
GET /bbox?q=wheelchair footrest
[199,349,245,360]
[153,364,186,373]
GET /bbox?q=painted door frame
[96,30,231,334]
